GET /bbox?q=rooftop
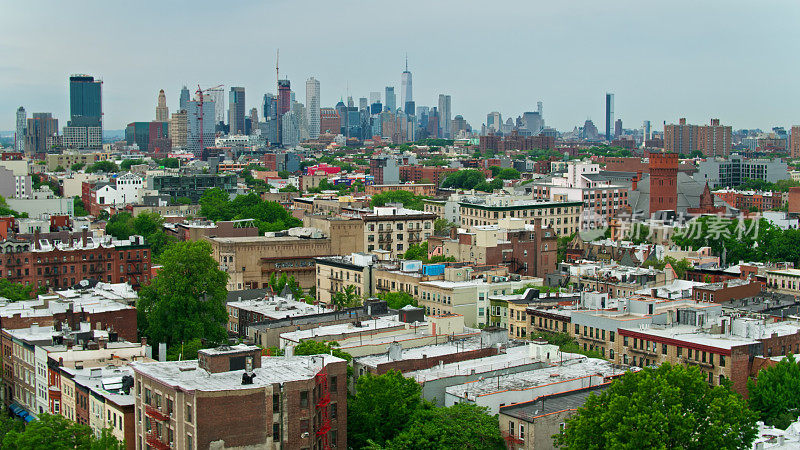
[0,293,134,317]
[500,384,611,422]
[228,296,328,320]
[445,357,620,401]
[132,355,344,392]
[406,345,558,383]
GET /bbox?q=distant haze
[2,0,799,132]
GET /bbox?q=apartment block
[131,345,348,450]
[363,206,436,258]
[458,197,581,237]
[315,253,376,305]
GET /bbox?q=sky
[1,0,799,133]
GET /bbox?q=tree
[1,413,124,449]
[434,218,456,235]
[70,162,85,171]
[199,189,301,233]
[370,190,427,210]
[120,159,145,171]
[0,279,43,301]
[73,197,89,217]
[279,185,298,192]
[277,170,291,178]
[383,403,505,450]
[496,168,521,180]
[402,242,455,264]
[379,291,417,310]
[105,212,135,240]
[54,165,65,172]
[331,285,362,309]
[293,339,352,364]
[137,241,229,348]
[85,160,119,173]
[349,370,424,449]
[441,169,486,190]
[0,195,26,218]
[156,157,180,169]
[748,353,800,429]
[557,232,576,262]
[553,363,758,449]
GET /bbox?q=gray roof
[500,384,610,422]
[627,173,729,216]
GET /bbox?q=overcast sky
[2,0,799,132]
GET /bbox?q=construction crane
[195,84,224,153]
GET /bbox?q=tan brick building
[458,199,582,237]
[363,206,436,258]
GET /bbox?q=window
[609,331,615,342]
[186,404,192,423]
[186,434,193,450]
[330,376,338,393]
[330,402,337,419]
[719,355,725,367]
[273,393,280,412]
[677,347,683,357]
[609,349,614,360]
[662,344,668,355]
[273,423,280,440]
[300,391,309,408]
[300,419,310,434]
[623,336,628,347]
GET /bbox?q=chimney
[81,227,88,247]
[34,228,41,250]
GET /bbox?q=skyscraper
[437,94,452,138]
[605,93,614,141]
[359,97,368,112]
[228,87,246,135]
[614,119,623,138]
[306,77,320,139]
[643,120,651,141]
[156,89,169,122]
[486,111,502,134]
[25,113,59,155]
[179,86,190,111]
[277,80,291,145]
[400,57,413,113]
[187,99,215,153]
[15,107,26,153]
[65,74,102,149]
[385,87,396,112]
[209,90,225,124]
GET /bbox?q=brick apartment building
[1,230,150,291]
[714,189,783,212]
[479,132,556,152]
[132,345,347,450]
[398,165,459,186]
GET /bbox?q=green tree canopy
[370,190,427,210]
[748,353,800,429]
[199,189,301,233]
[0,413,124,449]
[155,157,180,168]
[73,197,89,217]
[293,339,352,363]
[382,403,505,450]
[120,159,145,171]
[331,285,362,309]
[554,363,758,449]
[0,195,27,218]
[70,162,85,171]
[105,211,173,260]
[496,168,521,180]
[403,242,456,264]
[85,160,119,173]
[378,291,417,310]
[137,241,229,348]
[441,169,486,190]
[349,370,425,449]
[0,279,44,301]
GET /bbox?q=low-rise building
[362,206,436,258]
[315,253,376,305]
[458,196,581,237]
[131,345,348,450]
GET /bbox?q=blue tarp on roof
[23,414,35,422]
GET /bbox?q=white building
[306,77,320,139]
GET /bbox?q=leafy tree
[434,218,456,235]
[489,166,502,177]
[331,285,362,309]
[554,363,758,449]
[528,331,604,359]
[402,242,456,264]
[70,162,85,171]
[54,165,65,172]
[378,291,417,309]
[441,169,486,190]
[370,190,427,210]
[293,339,352,363]
[137,241,229,348]
[73,197,89,217]
[277,170,291,178]
[748,353,800,429]
[512,284,560,294]
[155,157,180,168]
[268,272,303,300]
[689,150,704,158]
[496,168,521,180]
[349,370,424,449]
[0,195,26,218]
[383,403,505,450]
[165,338,208,361]
[0,279,43,301]
[120,159,145,171]
[85,160,119,173]
[105,212,135,240]
[1,413,124,449]
[199,189,301,233]
[557,232,576,262]
[279,185,299,192]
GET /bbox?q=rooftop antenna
[405,53,408,71]
[276,49,280,83]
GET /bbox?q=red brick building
[132,345,348,450]
[714,189,783,212]
[1,231,150,291]
[399,165,459,186]
[649,152,678,212]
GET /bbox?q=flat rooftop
[228,297,328,320]
[0,295,133,317]
[406,345,563,383]
[280,315,412,343]
[353,335,487,368]
[445,357,619,401]
[132,355,344,392]
[620,324,760,349]
[501,384,611,422]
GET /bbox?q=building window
[300,391,309,408]
[273,423,280,440]
[719,355,725,367]
[186,405,192,423]
[330,376,338,393]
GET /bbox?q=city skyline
[2,0,799,132]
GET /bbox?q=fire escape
[501,430,523,449]
[144,404,171,450]
[315,368,332,450]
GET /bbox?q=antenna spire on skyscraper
[405,53,408,72]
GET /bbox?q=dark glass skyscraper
[605,93,614,141]
[228,87,246,135]
[69,75,102,128]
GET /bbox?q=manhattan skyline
[2,0,799,132]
